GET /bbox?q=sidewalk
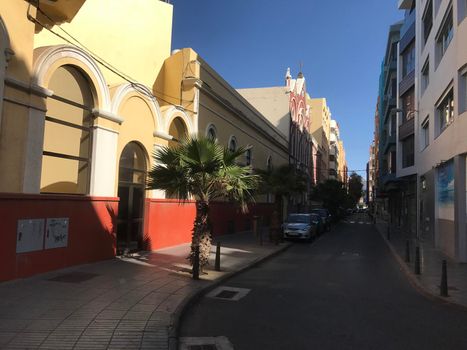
[375,219,467,308]
[0,230,290,350]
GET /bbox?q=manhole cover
[48,271,98,283]
[206,286,251,301]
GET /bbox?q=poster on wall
[16,219,45,253]
[45,218,69,249]
[438,160,454,221]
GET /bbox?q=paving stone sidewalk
[375,219,467,308]
[0,231,290,350]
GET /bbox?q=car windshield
[287,214,311,224]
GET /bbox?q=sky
[170,0,402,176]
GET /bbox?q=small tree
[256,164,308,220]
[348,172,364,207]
[147,137,259,278]
[311,179,350,219]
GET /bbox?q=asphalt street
[179,214,467,350]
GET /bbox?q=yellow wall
[309,97,331,181]
[0,2,35,80]
[154,48,199,115]
[0,2,39,192]
[34,0,173,88]
[115,94,157,193]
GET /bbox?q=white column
[149,142,166,199]
[22,108,46,193]
[89,125,119,197]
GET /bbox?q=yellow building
[308,97,331,183]
[337,140,348,184]
[0,0,288,281]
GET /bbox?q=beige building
[237,70,313,211]
[337,139,348,184]
[154,48,290,191]
[309,97,331,182]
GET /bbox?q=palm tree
[147,137,259,278]
[256,164,308,220]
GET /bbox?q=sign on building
[16,219,45,253]
[45,218,69,249]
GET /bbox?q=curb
[167,242,293,350]
[375,223,467,312]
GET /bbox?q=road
[179,214,467,349]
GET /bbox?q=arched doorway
[117,142,147,254]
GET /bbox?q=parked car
[311,208,332,231]
[283,213,321,241]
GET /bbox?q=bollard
[192,245,200,280]
[215,241,221,271]
[414,246,421,275]
[259,224,263,246]
[405,240,410,263]
[387,225,390,240]
[440,259,448,297]
[252,216,259,238]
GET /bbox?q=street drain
[215,290,238,299]
[206,286,251,301]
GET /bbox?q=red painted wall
[1,193,274,282]
[144,199,275,251]
[0,193,117,282]
[144,199,196,250]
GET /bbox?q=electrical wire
[32,6,193,108]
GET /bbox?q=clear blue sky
[170,0,402,175]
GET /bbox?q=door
[117,142,147,254]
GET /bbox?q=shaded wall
[0,193,117,281]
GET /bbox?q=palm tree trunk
[190,200,211,277]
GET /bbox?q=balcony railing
[399,118,415,141]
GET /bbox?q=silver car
[283,213,320,241]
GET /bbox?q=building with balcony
[378,20,403,224]
[409,0,467,261]
[329,119,340,180]
[337,140,348,185]
[309,97,331,183]
[396,0,418,237]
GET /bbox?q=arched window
[267,156,273,171]
[168,117,188,148]
[40,65,94,194]
[245,149,252,166]
[228,136,237,152]
[118,142,147,185]
[206,124,217,140]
